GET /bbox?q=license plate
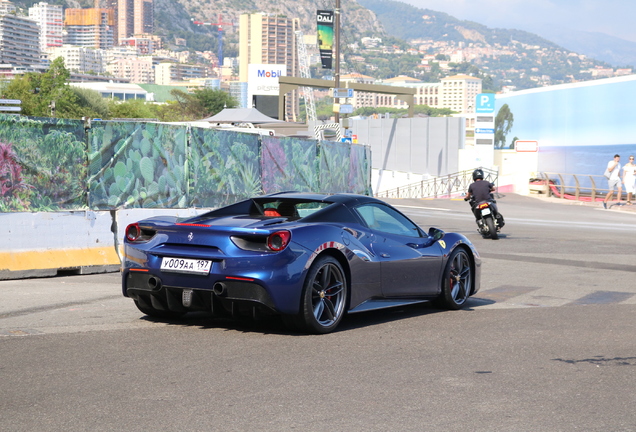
[160,257,212,275]
[481,208,491,216]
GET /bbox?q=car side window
[354,203,422,238]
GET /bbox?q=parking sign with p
[475,93,495,113]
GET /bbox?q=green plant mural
[0,115,86,212]
[319,140,351,193]
[0,114,372,213]
[189,128,262,208]
[349,144,372,195]
[88,122,188,209]
[261,136,318,193]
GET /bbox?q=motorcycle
[468,199,504,240]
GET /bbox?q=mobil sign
[248,64,286,97]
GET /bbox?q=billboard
[317,10,334,69]
[247,64,286,109]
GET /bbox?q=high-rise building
[64,8,115,49]
[239,13,299,121]
[117,0,152,42]
[28,2,63,53]
[0,13,41,66]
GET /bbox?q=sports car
[122,192,481,333]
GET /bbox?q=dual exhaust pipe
[147,276,227,296]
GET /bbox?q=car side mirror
[427,227,445,245]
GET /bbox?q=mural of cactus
[261,136,318,194]
[88,122,188,209]
[319,140,350,193]
[0,113,372,212]
[189,128,262,208]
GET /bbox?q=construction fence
[0,114,372,213]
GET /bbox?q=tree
[1,58,78,118]
[38,57,77,118]
[494,104,514,148]
[156,88,237,122]
[108,98,158,119]
[71,87,109,119]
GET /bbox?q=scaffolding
[294,30,316,122]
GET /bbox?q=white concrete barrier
[0,208,211,280]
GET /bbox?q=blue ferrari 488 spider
[122,192,481,333]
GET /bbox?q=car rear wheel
[288,256,348,334]
[134,300,185,320]
[439,248,472,310]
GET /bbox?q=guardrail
[535,172,610,202]
[376,167,499,199]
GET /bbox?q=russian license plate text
[160,257,211,275]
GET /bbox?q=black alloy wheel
[439,248,473,310]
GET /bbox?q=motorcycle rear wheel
[485,217,498,240]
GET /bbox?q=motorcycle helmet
[472,168,484,181]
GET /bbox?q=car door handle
[380,253,390,258]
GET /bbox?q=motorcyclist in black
[464,169,505,228]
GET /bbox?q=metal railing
[376,167,499,199]
[537,172,611,202]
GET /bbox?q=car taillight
[267,230,291,251]
[126,223,141,242]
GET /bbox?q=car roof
[261,191,379,205]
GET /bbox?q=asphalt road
[1,193,635,432]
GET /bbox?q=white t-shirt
[607,160,621,180]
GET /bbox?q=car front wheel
[439,248,472,309]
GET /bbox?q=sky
[402,0,636,43]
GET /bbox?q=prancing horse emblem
[188,232,194,242]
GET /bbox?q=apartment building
[154,62,206,85]
[28,2,63,53]
[439,74,482,113]
[48,45,105,74]
[0,0,16,14]
[0,13,40,67]
[64,8,115,49]
[106,56,154,83]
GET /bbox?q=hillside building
[106,56,154,83]
[0,0,16,14]
[154,62,207,85]
[28,2,63,53]
[64,8,115,49]
[0,13,41,67]
[119,34,160,54]
[47,45,105,74]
